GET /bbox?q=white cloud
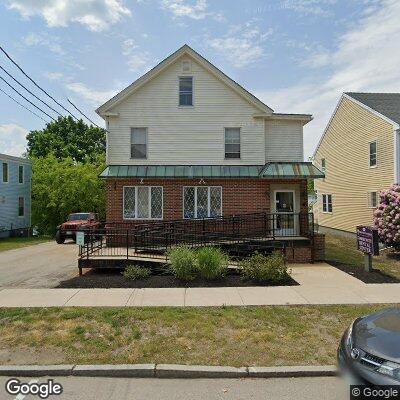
[256,0,400,158]
[66,82,119,107]
[208,22,273,68]
[44,72,64,81]
[23,32,65,55]
[122,38,138,56]
[280,0,337,17]
[8,0,131,31]
[161,0,222,20]
[126,52,152,72]
[0,123,28,157]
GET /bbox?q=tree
[374,185,400,248]
[31,154,106,234]
[27,116,106,162]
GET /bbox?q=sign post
[356,226,379,272]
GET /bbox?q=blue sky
[1,0,400,158]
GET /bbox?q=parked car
[55,212,100,244]
[338,308,400,385]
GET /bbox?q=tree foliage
[27,116,106,162]
[374,185,400,248]
[31,155,106,234]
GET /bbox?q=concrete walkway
[0,263,399,307]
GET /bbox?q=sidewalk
[0,264,399,307]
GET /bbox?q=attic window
[179,76,193,106]
[182,60,191,72]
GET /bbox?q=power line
[0,64,62,118]
[0,75,55,121]
[0,45,79,120]
[0,87,49,123]
[67,98,103,129]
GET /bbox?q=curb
[0,364,338,379]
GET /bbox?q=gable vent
[182,60,191,72]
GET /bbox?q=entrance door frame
[273,189,297,235]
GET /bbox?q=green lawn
[0,305,394,366]
[325,234,400,280]
[0,236,51,252]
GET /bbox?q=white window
[2,162,8,183]
[183,186,222,219]
[368,191,378,208]
[18,196,24,217]
[321,158,326,172]
[369,141,377,167]
[225,128,240,159]
[18,165,24,184]
[179,76,193,106]
[322,194,332,213]
[123,186,163,220]
[131,128,147,159]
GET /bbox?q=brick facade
[106,178,309,222]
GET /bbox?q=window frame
[18,165,24,184]
[178,76,194,107]
[321,158,326,173]
[224,127,241,159]
[130,127,148,159]
[322,194,332,213]
[369,140,377,168]
[123,186,163,220]
[2,162,8,183]
[18,196,24,217]
[367,191,378,209]
[182,186,223,219]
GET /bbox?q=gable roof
[345,92,400,126]
[96,44,273,116]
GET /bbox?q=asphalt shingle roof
[345,92,400,125]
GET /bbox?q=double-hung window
[2,162,8,183]
[225,128,240,159]
[321,158,326,173]
[123,186,163,220]
[368,191,378,208]
[131,128,147,159]
[369,141,377,167]
[18,165,24,184]
[18,197,24,217]
[183,186,222,219]
[322,194,332,213]
[179,76,193,106]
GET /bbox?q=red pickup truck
[55,212,100,244]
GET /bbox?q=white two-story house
[96,45,324,262]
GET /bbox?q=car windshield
[68,213,91,221]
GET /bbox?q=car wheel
[55,230,65,244]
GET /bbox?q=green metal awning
[259,162,325,179]
[99,165,263,179]
[99,162,324,179]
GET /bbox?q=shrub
[374,185,400,248]
[122,265,151,280]
[196,247,229,280]
[240,252,289,283]
[168,246,197,281]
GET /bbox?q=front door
[274,191,296,235]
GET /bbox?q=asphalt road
[0,241,78,288]
[0,376,349,400]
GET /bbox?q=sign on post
[356,226,379,272]
[76,231,85,246]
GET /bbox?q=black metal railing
[79,212,315,261]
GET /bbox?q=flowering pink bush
[374,184,400,247]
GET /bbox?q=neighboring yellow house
[314,92,400,235]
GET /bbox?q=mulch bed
[56,268,298,288]
[328,261,400,284]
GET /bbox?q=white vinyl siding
[183,186,222,219]
[106,57,266,165]
[265,120,303,162]
[123,186,163,220]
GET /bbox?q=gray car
[338,308,400,385]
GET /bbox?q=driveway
[0,242,78,288]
